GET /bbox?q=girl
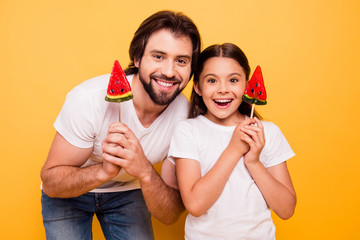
[168,43,296,240]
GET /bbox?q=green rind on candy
[105,93,133,102]
[242,95,267,105]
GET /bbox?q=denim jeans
[41,189,154,240]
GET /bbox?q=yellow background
[1,0,359,239]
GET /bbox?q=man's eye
[153,55,163,60]
[176,59,187,65]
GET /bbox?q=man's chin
[139,73,183,105]
[151,94,177,106]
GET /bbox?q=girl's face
[195,57,247,126]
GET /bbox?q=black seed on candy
[121,88,124,92]
[116,81,119,85]
[251,88,254,93]
[111,89,114,93]
[255,83,258,87]
[259,91,262,95]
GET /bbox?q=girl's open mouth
[214,99,233,107]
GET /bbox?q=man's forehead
[145,29,193,57]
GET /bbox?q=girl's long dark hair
[189,43,261,119]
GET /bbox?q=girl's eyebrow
[202,72,242,78]
[227,72,242,77]
[202,73,216,78]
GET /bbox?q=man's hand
[102,122,153,182]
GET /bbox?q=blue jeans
[41,189,154,240]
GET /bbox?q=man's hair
[124,10,201,78]
[189,43,262,119]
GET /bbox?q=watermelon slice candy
[105,60,133,102]
[242,65,267,117]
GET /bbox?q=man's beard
[138,69,185,106]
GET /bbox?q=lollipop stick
[250,103,255,118]
[118,102,121,122]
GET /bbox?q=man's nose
[161,61,176,78]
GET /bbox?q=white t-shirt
[168,115,295,240]
[54,74,189,192]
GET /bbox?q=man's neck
[131,74,169,128]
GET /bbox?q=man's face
[135,29,193,106]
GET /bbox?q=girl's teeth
[216,99,231,103]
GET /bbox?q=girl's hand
[227,118,256,159]
[240,117,265,167]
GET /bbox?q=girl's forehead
[201,57,245,74]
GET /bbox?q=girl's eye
[230,78,238,83]
[207,78,216,83]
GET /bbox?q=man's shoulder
[75,74,110,91]
[171,93,189,107]
[167,93,189,115]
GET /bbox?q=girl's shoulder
[260,120,290,147]
[260,120,280,133]
[260,120,295,167]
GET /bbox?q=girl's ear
[194,82,202,96]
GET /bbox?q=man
[41,10,201,240]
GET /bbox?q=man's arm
[140,158,184,224]
[102,123,185,224]
[41,132,120,198]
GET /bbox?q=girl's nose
[218,81,229,93]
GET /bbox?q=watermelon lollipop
[105,60,133,102]
[242,65,267,118]
[105,60,133,121]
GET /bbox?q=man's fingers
[108,122,137,140]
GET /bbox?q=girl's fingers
[254,117,263,128]
[241,125,260,138]
[241,125,264,148]
[241,133,255,146]
[242,128,260,146]
[253,117,265,145]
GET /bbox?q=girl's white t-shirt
[168,115,295,240]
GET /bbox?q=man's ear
[134,58,140,68]
[194,82,202,96]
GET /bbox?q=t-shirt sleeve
[54,86,96,148]
[168,120,199,165]
[261,121,295,168]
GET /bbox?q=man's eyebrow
[150,49,166,55]
[150,49,191,59]
[178,54,191,60]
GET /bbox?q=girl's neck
[203,111,246,127]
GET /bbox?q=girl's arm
[176,120,252,217]
[241,118,296,219]
[247,161,296,219]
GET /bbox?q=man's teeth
[157,80,174,87]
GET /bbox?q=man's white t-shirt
[168,115,295,240]
[54,74,189,192]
